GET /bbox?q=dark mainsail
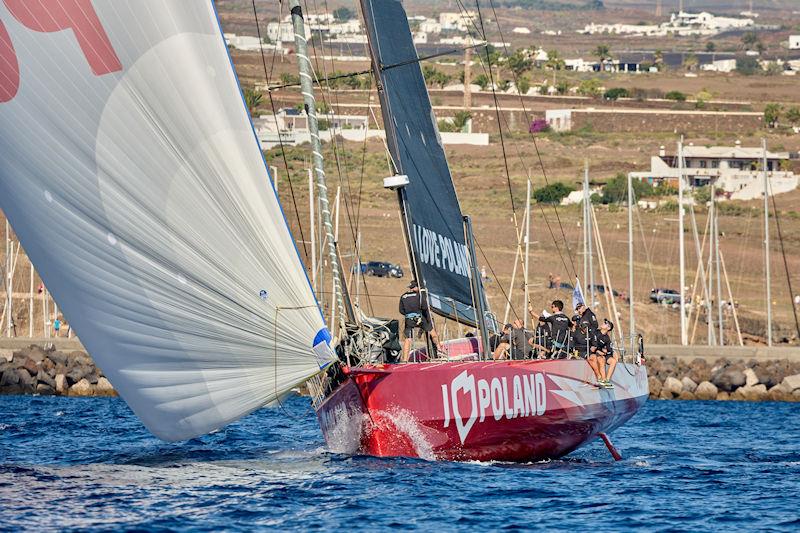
[361,0,481,326]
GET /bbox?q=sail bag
[0,1,334,440]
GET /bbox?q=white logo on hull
[442,371,547,444]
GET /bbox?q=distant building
[790,35,800,50]
[512,27,531,34]
[580,11,753,37]
[629,143,798,200]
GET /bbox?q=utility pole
[677,139,687,345]
[291,0,345,330]
[627,171,635,356]
[763,138,773,346]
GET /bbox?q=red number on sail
[0,20,19,102]
[3,0,122,75]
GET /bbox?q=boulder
[767,385,792,402]
[40,357,55,374]
[35,383,55,395]
[663,376,683,397]
[716,391,730,401]
[21,344,48,363]
[739,384,767,402]
[21,357,39,377]
[96,377,115,395]
[678,390,696,400]
[781,374,800,392]
[36,370,55,389]
[68,378,94,397]
[55,374,68,394]
[15,369,35,393]
[743,368,759,388]
[793,389,800,401]
[687,358,711,384]
[84,369,100,385]
[68,351,92,367]
[47,351,69,367]
[695,381,718,400]
[66,365,90,386]
[0,368,20,387]
[681,377,698,393]
[730,388,746,401]
[648,377,662,397]
[658,389,672,400]
[711,368,746,392]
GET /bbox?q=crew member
[494,319,527,360]
[530,300,571,359]
[592,319,617,388]
[575,302,598,333]
[571,315,592,360]
[399,280,440,362]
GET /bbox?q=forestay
[361,0,481,326]
[0,1,334,441]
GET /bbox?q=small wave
[0,424,9,431]
[376,408,436,461]
[55,411,64,417]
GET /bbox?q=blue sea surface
[0,396,798,531]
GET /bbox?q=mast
[523,180,531,329]
[689,204,715,345]
[586,162,594,306]
[713,182,723,345]
[308,168,316,291]
[290,0,345,330]
[583,161,589,296]
[677,139,687,345]
[627,172,635,355]
[763,138,772,346]
[465,216,490,358]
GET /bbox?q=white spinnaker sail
[0,2,334,440]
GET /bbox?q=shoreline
[2,343,800,401]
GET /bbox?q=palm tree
[243,88,263,116]
[594,44,611,62]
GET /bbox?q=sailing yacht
[311,0,649,462]
[0,1,647,462]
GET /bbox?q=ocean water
[1,396,798,532]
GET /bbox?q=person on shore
[399,280,440,362]
[53,317,61,338]
[592,319,616,388]
[530,300,571,359]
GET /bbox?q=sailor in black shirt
[571,315,592,359]
[593,319,617,387]
[530,300,571,359]
[399,280,440,362]
[575,302,599,333]
[494,319,528,360]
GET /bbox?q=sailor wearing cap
[399,280,441,362]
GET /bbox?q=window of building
[711,160,719,169]
[699,160,707,168]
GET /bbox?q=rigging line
[252,0,310,264]
[474,235,521,322]
[482,0,579,278]
[769,191,800,339]
[453,0,576,279]
[265,43,486,91]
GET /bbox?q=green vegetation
[577,78,602,97]
[243,87,263,115]
[517,76,531,95]
[280,72,299,86]
[534,182,574,204]
[438,111,472,133]
[474,73,491,91]
[321,70,371,90]
[422,65,452,88]
[786,106,800,126]
[736,57,761,76]
[665,91,687,102]
[594,44,611,62]
[333,7,355,21]
[600,173,652,204]
[603,87,629,100]
[764,103,782,128]
[507,50,532,77]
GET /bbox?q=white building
[512,27,531,35]
[580,11,753,38]
[629,143,798,201]
[790,35,800,50]
[701,59,737,73]
[439,11,476,32]
[419,20,442,34]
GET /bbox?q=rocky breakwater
[0,344,116,397]
[647,356,800,402]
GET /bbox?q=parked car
[357,261,404,278]
[649,288,681,304]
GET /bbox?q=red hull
[316,359,648,462]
